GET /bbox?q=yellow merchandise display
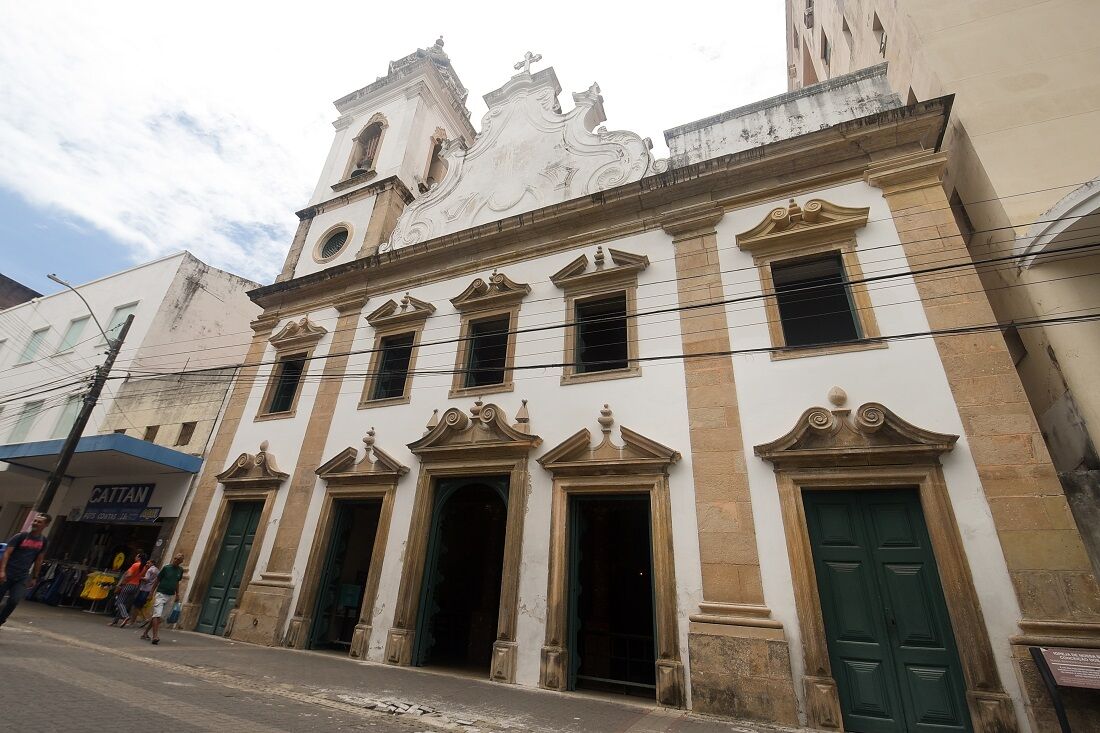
[80,572,117,601]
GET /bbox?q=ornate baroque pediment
[269,317,328,351]
[450,272,530,312]
[217,441,289,489]
[754,402,958,469]
[382,64,652,251]
[316,428,410,486]
[366,293,436,328]
[736,198,870,256]
[550,247,650,292]
[539,405,681,476]
[409,400,541,459]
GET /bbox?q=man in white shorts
[143,552,183,645]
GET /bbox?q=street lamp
[33,274,135,515]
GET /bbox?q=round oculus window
[320,229,349,259]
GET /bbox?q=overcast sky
[0,2,787,292]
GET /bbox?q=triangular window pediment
[366,294,436,328]
[550,247,650,292]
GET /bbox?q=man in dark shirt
[0,513,51,627]
[144,551,184,644]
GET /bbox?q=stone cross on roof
[513,51,542,75]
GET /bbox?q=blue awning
[0,433,203,477]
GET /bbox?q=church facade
[170,42,1099,732]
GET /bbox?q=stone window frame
[551,247,648,386]
[359,294,436,409]
[735,198,883,361]
[311,222,355,264]
[255,317,327,422]
[754,401,1016,732]
[448,272,530,399]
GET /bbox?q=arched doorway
[413,476,508,672]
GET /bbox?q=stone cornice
[864,150,949,196]
[295,175,415,222]
[365,294,435,328]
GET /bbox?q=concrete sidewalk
[7,603,802,733]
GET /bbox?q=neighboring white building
[0,251,259,569]
[169,42,1098,733]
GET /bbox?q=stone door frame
[756,403,1017,733]
[181,444,287,633]
[283,485,396,657]
[384,457,531,682]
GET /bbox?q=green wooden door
[804,489,971,733]
[197,501,263,635]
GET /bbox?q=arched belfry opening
[421,129,449,192]
[348,115,387,178]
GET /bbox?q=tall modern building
[169,40,1097,732]
[786,0,1100,574]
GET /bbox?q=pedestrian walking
[110,551,147,627]
[0,513,51,629]
[129,558,159,627]
[143,552,184,645]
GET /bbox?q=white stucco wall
[292,196,377,279]
[714,180,1027,719]
[206,228,707,691]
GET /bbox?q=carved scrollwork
[806,407,837,434]
[385,66,651,250]
[856,404,886,433]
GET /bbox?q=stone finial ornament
[363,427,376,454]
[827,386,847,407]
[598,404,614,435]
[425,409,440,433]
[470,399,484,418]
[593,246,605,268]
[514,399,530,433]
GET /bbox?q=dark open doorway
[569,495,656,698]
[414,476,508,673]
[309,500,382,651]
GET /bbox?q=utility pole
[34,313,134,514]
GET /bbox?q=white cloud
[0,2,786,284]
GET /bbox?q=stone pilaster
[174,314,278,629]
[229,294,368,646]
[275,215,315,283]
[661,205,799,725]
[867,151,1100,731]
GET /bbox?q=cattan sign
[81,483,161,522]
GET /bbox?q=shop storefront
[0,433,201,607]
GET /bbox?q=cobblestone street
[1,604,793,733]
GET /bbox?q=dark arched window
[349,120,385,177]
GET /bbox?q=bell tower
[276,38,476,282]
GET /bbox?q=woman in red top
[109,551,147,626]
